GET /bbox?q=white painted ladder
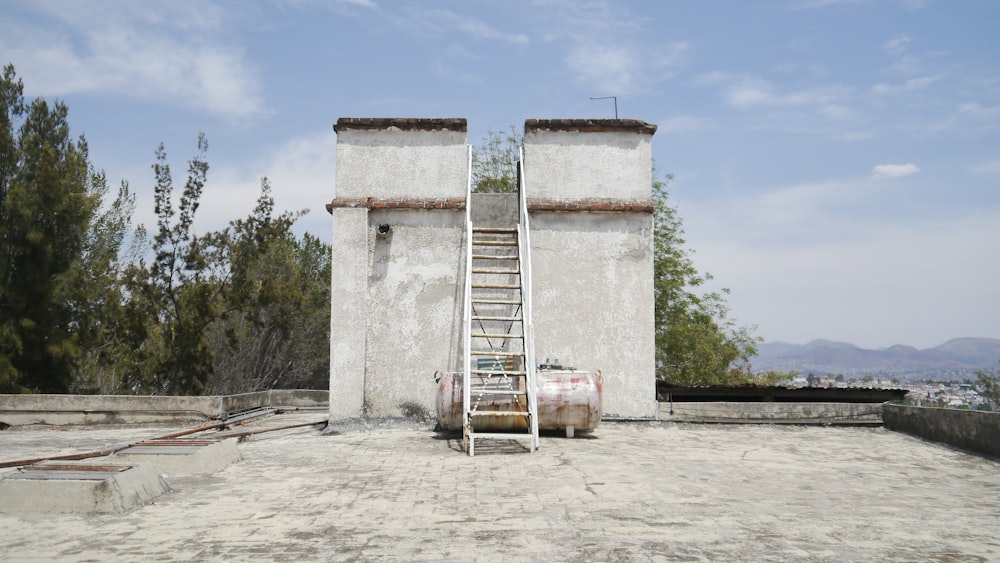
[462,149,539,456]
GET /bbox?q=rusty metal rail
[0,408,326,469]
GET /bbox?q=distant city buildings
[791,374,995,411]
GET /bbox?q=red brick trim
[334,117,468,133]
[527,198,655,213]
[326,197,466,214]
[524,119,657,136]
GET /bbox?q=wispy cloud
[659,115,715,133]
[788,0,864,10]
[969,157,1000,176]
[872,163,920,178]
[406,7,528,45]
[699,73,850,109]
[884,35,912,55]
[873,75,940,95]
[2,1,265,119]
[533,0,687,95]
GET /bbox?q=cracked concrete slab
[1,416,998,561]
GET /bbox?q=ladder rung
[472,269,520,275]
[473,227,516,233]
[473,240,517,246]
[470,351,522,357]
[470,389,525,396]
[472,284,520,289]
[472,255,518,260]
[472,333,522,339]
[472,299,522,305]
[472,316,521,321]
[470,370,526,376]
[469,411,530,417]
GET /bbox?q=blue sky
[2,0,998,350]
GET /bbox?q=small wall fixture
[376,223,392,238]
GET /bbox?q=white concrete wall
[524,120,658,419]
[330,119,468,419]
[523,129,653,200]
[335,128,468,199]
[329,208,369,418]
[529,213,657,418]
[363,209,465,416]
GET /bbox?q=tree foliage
[974,364,1000,409]
[652,172,760,386]
[0,64,105,392]
[471,126,521,193]
[0,63,331,396]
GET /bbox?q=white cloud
[969,157,1000,176]
[659,115,715,133]
[789,0,864,10]
[677,179,1000,348]
[701,73,850,109]
[1,1,265,119]
[872,163,920,178]
[884,35,912,55]
[409,8,528,45]
[873,75,939,95]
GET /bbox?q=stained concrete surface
[1,416,999,561]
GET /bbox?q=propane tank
[436,369,602,435]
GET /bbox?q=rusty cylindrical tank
[436,370,602,435]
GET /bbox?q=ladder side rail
[517,147,540,451]
[463,144,474,453]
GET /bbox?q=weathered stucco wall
[329,117,658,421]
[334,118,468,199]
[883,404,1000,458]
[362,209,465,416]
[523,119,655,201]
[329,118,468,419]
[524,119,658,419]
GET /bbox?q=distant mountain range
[753,337,1000,381]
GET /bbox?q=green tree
[652,173,759,386]
[0,64,104,393]
[132,134,221,395]
[974,364,999,410]
[471,126,521,193]
[204,179,331,393]
[66,177,147,394]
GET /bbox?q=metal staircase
[462,148,539,456]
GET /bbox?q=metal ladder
[462,225,538,455]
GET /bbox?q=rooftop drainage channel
[0,461,169,514]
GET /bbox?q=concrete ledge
[0,389,328,427]
[0,461,169,514]
[113,439,242,476]
[883,404,1000,458]
[657,401,883,424]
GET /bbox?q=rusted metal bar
[210,420,327,440]
[0,447,127,469]
[21,464,130,472]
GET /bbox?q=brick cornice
[527,198,655,213]
[334,117,468,133]
[326,197,466,214]
[524,119,657,136]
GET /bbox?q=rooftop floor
[2,415,998,561]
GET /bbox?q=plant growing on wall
[471,126,521,193]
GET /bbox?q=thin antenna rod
[589,96,618,119]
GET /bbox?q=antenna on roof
[589,96,618,119]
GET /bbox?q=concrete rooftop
[1,414,998,561]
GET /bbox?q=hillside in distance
[753,337,1000,381]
